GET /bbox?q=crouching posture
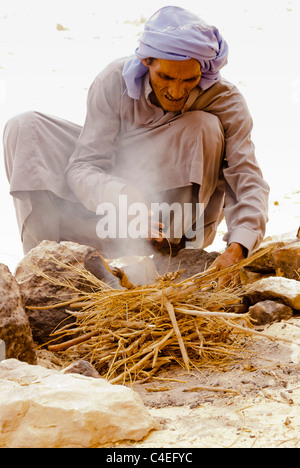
[3,6,269,278]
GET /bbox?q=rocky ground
[130,318,300,448]
[0,234,299,448]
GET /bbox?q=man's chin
[161,93,190,111]
[161,100,185,112]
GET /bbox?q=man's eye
[185,77,199,82]
[159,74,172,80]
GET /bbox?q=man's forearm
[215,242,247,270]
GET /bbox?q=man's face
[142,58,201,112]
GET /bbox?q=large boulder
[14,241,161,344]
[0,359,158,448]
[14,241,112,344]
[0,264,36,364]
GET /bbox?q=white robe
[3,57,269,253]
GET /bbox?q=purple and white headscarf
[122,6,229,100]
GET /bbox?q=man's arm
[65,63,165,242]
[211,242,247,287]
[65,64,126,213]
[193,79,270,255]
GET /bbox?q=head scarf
[122,6,229,100]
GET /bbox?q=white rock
[245,276,300,310]
[0,359,158,448]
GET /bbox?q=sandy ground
[37,313,300,448]
[1,0,300,449]
[107,317,300,449]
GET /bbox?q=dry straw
[30,244,291,384]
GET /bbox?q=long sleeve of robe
[191,79,270,249]
[65,57,269,252]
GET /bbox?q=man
[3,6,269,278]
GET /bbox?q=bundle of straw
[43,247,275,384]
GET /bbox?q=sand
[110,317,300,448]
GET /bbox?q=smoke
[95,194,205,250]
[3,63,213,285]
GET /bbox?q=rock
[248,300,293,325]
[61,360,101,378]
[239,270,274,286]
[245,240,285,273]
[264,229,300,243]
[0,340,5,361]
[36,349,64,371]
[273,241,300,281]
[245,230,300,273]
[0,359,158,448]
[14,241,113,344]
[14,241,164,344]
[83,249,118,286]
[0,264,36,364]
[153,248,219,279]
[244,276,300,310]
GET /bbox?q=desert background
[0,0,300,271]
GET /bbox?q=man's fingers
[146,218,165,241]
[147,227,166,242]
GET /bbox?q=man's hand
[120,185,165,242]
[211,242,247,288]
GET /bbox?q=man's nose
[168,82,184,99]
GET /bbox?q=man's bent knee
[183,110,224,138]
[3,111,36,180]
[3,111,35,142]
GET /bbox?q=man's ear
[141,58,149,68]
[141,58,154,67]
